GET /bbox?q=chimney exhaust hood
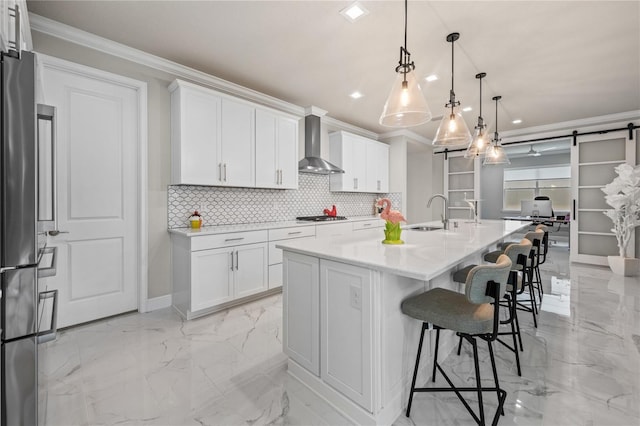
[299,113,344,175]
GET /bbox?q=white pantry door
[42,60,141,327]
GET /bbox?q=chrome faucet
[427,194,450,230]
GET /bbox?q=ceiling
[26,1,640,149]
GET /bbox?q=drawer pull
[362,223,372,227]
[225,237,244,242]
[287,231,302,235]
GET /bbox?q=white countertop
[276,220,531,281]
[168,215,384,237]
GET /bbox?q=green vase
[382,221,404,244]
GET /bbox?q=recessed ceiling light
[512,119,522,124]
[340,2,369,22]
[350,91,363,99]
[462,106,472,112]
[425,74,438,82]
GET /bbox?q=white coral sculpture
[601,164,640,257]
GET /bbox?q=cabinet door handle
[353,178,357,190]
[223,163,227,182]
[225,237,244,242]
[279,170,283,185]
[218,163,222,181]
[230,251,235,271]
[377,180,381,191]
[235,251,239,270]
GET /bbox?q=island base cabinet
[283,252,320,376]
[320,260,374,412]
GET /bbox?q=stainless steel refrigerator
[1,49,57,426]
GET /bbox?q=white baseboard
[144,294,172,312]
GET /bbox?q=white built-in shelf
[578,160,626,167]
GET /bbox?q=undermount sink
[408,226,443,232]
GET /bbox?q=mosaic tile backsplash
[168,174,402,228]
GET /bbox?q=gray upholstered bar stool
[531,224,549,301]
[496,229,544,327]
[401,255,512,425]
[453,239,532,376]
[483,239,531,376]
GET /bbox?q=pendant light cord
[404,0,408,54]
[450,39,455,100]
[479,76,483,121]
[494,96,500,142]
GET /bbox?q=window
[503,166,571,211]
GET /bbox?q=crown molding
[304,106,327,117]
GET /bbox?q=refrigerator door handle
[37,289,58,344]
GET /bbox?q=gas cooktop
[296,215,348,222]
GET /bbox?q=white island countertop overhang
[276,219,531,281]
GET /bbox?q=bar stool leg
[487,340,503,416]
[506,293,522,376]
[432,328,441,382]
[406,322,428,417]
[471,338,485,425]
[514,306,524,351]
[488,339,508,425]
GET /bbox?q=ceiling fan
[527,145,541,157]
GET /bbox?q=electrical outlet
[350,285,361,310]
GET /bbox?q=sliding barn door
[570,131,636,265]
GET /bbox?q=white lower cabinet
[283,251,374,412]
[268,226,316,289]
[191,247,234,311]
[172,230,268,319]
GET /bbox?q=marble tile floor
[39,245,640,426]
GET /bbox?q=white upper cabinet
[330,131,389,193]
[255,109,299,189]
[170,79,298,189]
[220,98,255,187]
[366,140,389,193]
[170,83,221,185]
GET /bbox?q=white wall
[406,147,444,224]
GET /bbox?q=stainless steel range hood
[298,114,344,175]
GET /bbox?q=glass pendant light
[379,0,431,127]
[433,32,472,147]
[483,95,510,165]
[465,72,490,158]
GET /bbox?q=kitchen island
[276,219,530,425]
